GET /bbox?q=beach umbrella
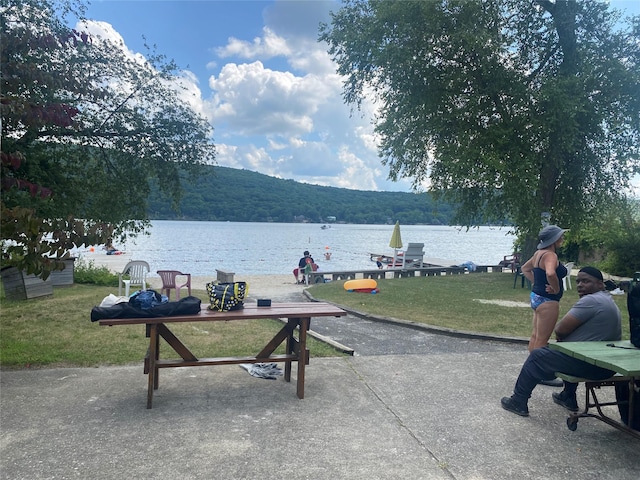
[389,221,403,266]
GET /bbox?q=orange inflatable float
[344,279,379,293]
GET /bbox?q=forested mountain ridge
[148,165,457,224]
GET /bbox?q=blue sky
[76,0,640,193]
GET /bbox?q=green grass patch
[0,285,345,369]
[1,273,631,369]
[307,273,631,339]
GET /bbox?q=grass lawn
[1,273,630,369]
[0,285,345,369]
[307,272,631,339]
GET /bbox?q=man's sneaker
[501,396,529,417]
[552,391,579,412]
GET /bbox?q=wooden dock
[308,263,507,284]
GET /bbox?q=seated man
[104,237,118,254]
[501,266,622,417]
[297,250,315,283]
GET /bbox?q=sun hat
[537,225,567,249]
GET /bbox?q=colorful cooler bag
[206,282,248,312]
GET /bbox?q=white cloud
[76,20,142,64]
[172,71,206,117]
[205,61,332,137]
[189,1,416,192]
[75,20,208,120]
[216,27,292,59]
[334,147,382,190]
[213,143,240,167]
[201,41,409,190]
[79,2,414,193]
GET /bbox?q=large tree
[320,0,640,253]
[1,0,215,277]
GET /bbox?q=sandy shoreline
[77,250,305,300]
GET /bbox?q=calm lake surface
[111,221,515,276]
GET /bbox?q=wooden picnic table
[99,302,346,408]
[549,340,640,439]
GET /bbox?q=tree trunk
[537,0,579,226]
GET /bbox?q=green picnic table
[549,340,640,439]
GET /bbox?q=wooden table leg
[154,327,160,390]
[628,377,636,428]
[296,317,309,399]
[147,324,158,409]
[284,321,293,383]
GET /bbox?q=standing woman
[521,225,568,353]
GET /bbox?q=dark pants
[512,346,615,404]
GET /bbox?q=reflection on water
[114,221,515,276]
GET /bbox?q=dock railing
[307,265,507,284]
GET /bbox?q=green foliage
[72,258,119,286]
[592,202,640,277]
[562,198,640,276]
[599,229,640,278]
[1,0,215,279]
[320,0,640,246]
[148,165,463,225]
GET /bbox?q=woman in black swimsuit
[521,225,568,352]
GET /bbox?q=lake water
[104,221,516,276]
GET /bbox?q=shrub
[73,258,118,286]
[598,227,640,277]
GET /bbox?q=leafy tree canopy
[1,0,215,277]
[320,0,640,255]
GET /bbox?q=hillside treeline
[148,166,457,224]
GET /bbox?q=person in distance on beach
[297,250,315,283]
[501,266,622,417]
[104,237,118,255]
[520,225,568,386]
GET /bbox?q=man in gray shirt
[501,266,622,417]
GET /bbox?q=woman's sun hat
[537,225,568,249]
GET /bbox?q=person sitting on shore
[501,266,622,417]
[297,250,315,283]
[105,238,118,255]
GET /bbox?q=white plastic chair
[118,260,150,296]
[562,262,574,290]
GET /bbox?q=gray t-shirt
[564,290,622,342]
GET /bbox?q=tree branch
[527,44,560,83]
